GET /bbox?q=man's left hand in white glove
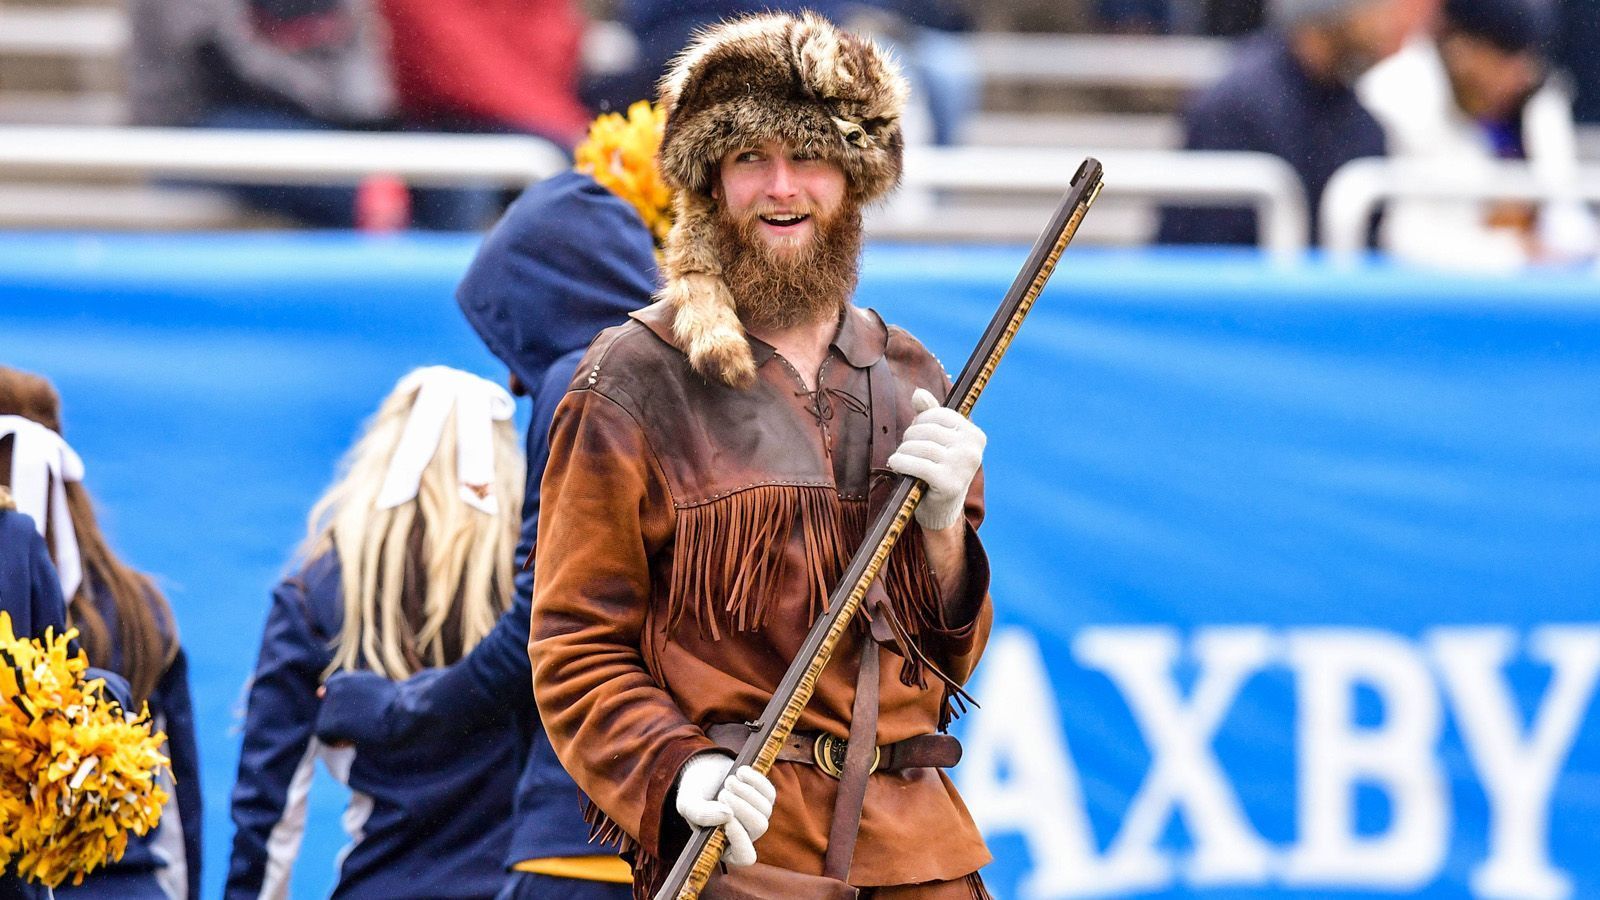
[675,752,777,868]
[887,388,986,533]
[886,387,986,610]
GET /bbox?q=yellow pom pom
[0,612,170,888]
[574,101,675,252]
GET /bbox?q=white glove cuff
[914,496,964,532]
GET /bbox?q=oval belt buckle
[813,733,880,779]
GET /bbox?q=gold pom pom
[574,100,675,251]
[0,612,170,888]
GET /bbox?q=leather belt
[704,722,962,778]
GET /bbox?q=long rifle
[654,157,1105,900]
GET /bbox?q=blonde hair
[300,370,524,679]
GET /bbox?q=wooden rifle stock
[653,158,1105,900]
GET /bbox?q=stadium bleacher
[0,2,1596,240]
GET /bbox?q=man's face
[715,140,848,258]
[1439,32,1542,120]
[1326,0,1414,82]
[709,138,862,333]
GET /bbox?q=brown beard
[712,199,863,333]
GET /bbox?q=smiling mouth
[759,213,811,228]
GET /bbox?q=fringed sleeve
[529,386,716,860]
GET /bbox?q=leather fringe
[666,486,950,696]
[631,849,664,900]
[581,794,637,855]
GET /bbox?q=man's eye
[737,151,762,163]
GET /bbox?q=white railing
[0,127,1308,255]
[970,33,1228,90]
[0,8,127,58]
[0,126,570,187]
[1321,157,1600,264]
[900,146,1308,261]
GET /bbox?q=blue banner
[2,236,1596,899]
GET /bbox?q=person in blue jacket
[225,366,529,899]
[0,371,198,900]
[314,167,660,896]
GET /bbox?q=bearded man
[530,12,993,899]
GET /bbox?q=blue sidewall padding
[3,235,1597,899]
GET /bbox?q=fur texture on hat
[655,12,909,388]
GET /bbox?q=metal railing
[0,8,126,58]
[0,126,570,187]
[1320,157,1600,264]
[0,127,1309,256]
[899,146,1308,260]
[969,33,1228,90]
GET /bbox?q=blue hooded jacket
[315,171,658,865]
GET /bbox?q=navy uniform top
[0,509,67,639]
[1157,32,1386,247]
[225,551,524,899]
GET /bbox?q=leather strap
[823,639,880,879]
[703,724,962,772]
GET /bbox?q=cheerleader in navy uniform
[0,369,196,900]
[225,366,527,899]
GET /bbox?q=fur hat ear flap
[661,190,756,388]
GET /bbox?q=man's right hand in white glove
[674,751,777,868]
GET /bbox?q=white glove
[674,752,777,868]
[887,388,986,531]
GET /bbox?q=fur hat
[655,12,909,388]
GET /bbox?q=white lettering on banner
[958,626,1596,899]
[1428,627,1600,900]
[1073,627,1275,889]
[1280,630,1449,889]
[959,629,1125,899]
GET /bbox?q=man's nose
[766,157,799,199]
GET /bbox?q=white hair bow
[374,367,516,516]
[0,414,86,600]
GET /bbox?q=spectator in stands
[0,368,201,900]
[590,2,976,147]
[226,367,527,899]
[1156,0,1418,247]
[1360,0,1598,269]
[126,0,399,228]
[376,0,589,147]
[372,0,592,228]
[1554,0,1600,124]
[592,1,849,111]
[854,1,980,146]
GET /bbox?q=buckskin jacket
[530,299,994,889]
